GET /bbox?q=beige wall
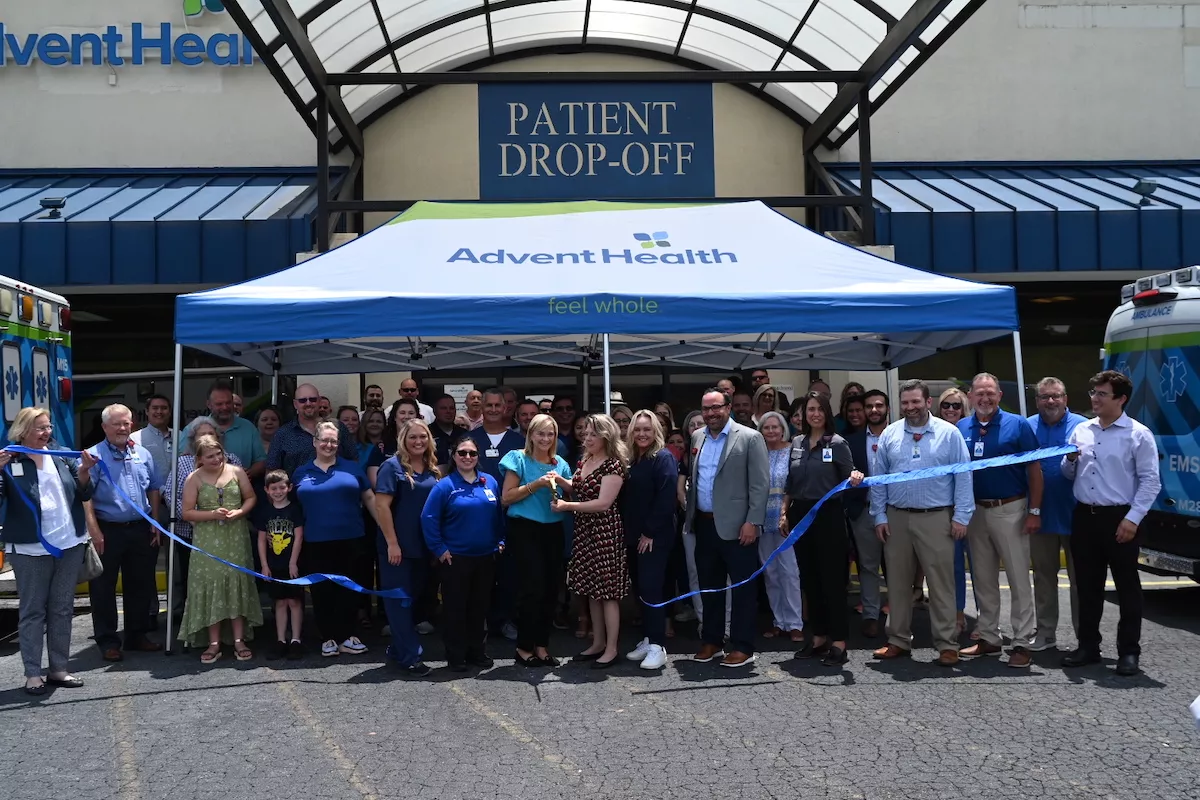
[363,53,805,230]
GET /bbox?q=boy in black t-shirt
[255,470,306,660]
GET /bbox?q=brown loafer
[102,647,124,662]
[872,643,911,660]
[1007,647,1032,668]
[936,649,959,667]
[720,651,756,668]
[693,643,724,663]
[959,641,1002,657]
[861,618,880,638]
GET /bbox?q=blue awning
[0,168,334,287]
[824,163,1200,275]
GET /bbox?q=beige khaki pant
[1029,533,1078,640]
[967,500,1035,648]
[883,507,957,653]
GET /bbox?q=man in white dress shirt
[1061,370,1161,677]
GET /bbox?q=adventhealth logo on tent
[447,231,734,266]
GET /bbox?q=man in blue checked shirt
[869,379,974,667]
[1026,377,1086,650]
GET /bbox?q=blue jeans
[376,536,427,667]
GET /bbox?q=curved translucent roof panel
[232,0,982,151]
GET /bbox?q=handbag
[79,538,105,582]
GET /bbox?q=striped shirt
[869,414,975,527]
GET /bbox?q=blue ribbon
[3,445,412,604]
[3,459,64,557]
[647,444,1078,608]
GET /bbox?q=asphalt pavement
[1,576,1197,800]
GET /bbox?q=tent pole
[165,343,183,655]
[602,334,612,415]
[271,369,280,405]
[1012,330,1029,416]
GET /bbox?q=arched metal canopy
[226,0,983,155]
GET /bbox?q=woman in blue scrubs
[374,419,440,678]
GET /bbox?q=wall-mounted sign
[0,22,255,67]
[478,82,715,200]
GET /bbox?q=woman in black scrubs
[782,392,863,667]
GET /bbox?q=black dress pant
[1071,503,1142,657]
[441,553,496,665]
[89,520,159,651]
[694,514,759,655]
[304,540,358,644]
[791,498,849,642]
[637,529,677,646]
[508,517,564,652]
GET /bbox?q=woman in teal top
[499,414,572,668]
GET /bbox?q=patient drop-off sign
[477,82,715,200]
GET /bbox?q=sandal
[233,639,253,662]
[200,642,222,664]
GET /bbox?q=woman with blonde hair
[610,404,634,439]
[500,414,573,667]
[620,410,679,670]
[936,386,971,426]
[935,385,975,635]
[0,408,96,694]
[373,419,439,677]
[179,434,261,663]
[752,384,780,426]
[552,414,628,668]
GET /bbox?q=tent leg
[602,334,612,415]
[165,343,183,656]
[1013,330,1029,416]
[271,368,280,405]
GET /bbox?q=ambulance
[0,276,73,446]
[1103,267,1200,581]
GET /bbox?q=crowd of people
[0,366,1161,691]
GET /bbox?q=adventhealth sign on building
[0,22,255,67]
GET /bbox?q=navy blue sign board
[478,82,715,200]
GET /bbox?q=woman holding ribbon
[178,434,261,663]
[782,392,863,667]
[0,408,96,695]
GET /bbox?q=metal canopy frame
[223,0,985,250]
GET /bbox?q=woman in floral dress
[552,414,628,669]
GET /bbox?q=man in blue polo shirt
[957,373,1043,668]
[84,403,162,662]
[1027,376,1086,650]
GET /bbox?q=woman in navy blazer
[0,407,97,695]
[619,410,679,670]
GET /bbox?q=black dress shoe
[515,651,545,668]
[1114,654,1140,676]
[467,655,494,669]
[401,662,432,678]
[591,656,618,669]
[24,682,47,696]
[574,649,603,662]
[46,675,84,688]
[821,645,849,667]
[1061,647,1102,668]
[541,655,560,667]
[794,639,831,660]
[449,662,469,673]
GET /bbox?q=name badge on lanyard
[822,447,833,463]
[485,448,499,458]
[483,488,497,502]
[911,446,921,461]
[974,440,985,458]
[11,462,24,477]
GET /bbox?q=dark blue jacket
[621,448,679,546]
[0,453,96,546]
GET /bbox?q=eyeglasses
[455,449,478,458]
[553,406,574,413]
[33,425,53,432]
[296,397,319,404]
[401,387,419,394]
[1037,393,1065,401]
[316,438,339,446]
[940,402,963,410]
[1088,389,1113,399]
[701,403,728,412]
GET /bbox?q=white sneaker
[626,637,651,661]
[339,636,368,655]
[416,621,435,635]
[1028,635,1057,652]
[321,639,339,657]
[640,644,667,670]
[674,607,698,623]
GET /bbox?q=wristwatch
[1029,508,1041,516]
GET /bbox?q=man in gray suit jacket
[685,388,770,667]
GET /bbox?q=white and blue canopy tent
[174,199,1020,382]
[165,199,1023,648]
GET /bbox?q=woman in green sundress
[179,434,263,663]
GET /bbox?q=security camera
[40,197,66,220]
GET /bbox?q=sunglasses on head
[941,401,963,410]
[455,449,478,457]
[296,397,319,404]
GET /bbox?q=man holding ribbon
[84,404,163,662]
[870,379,974,667]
